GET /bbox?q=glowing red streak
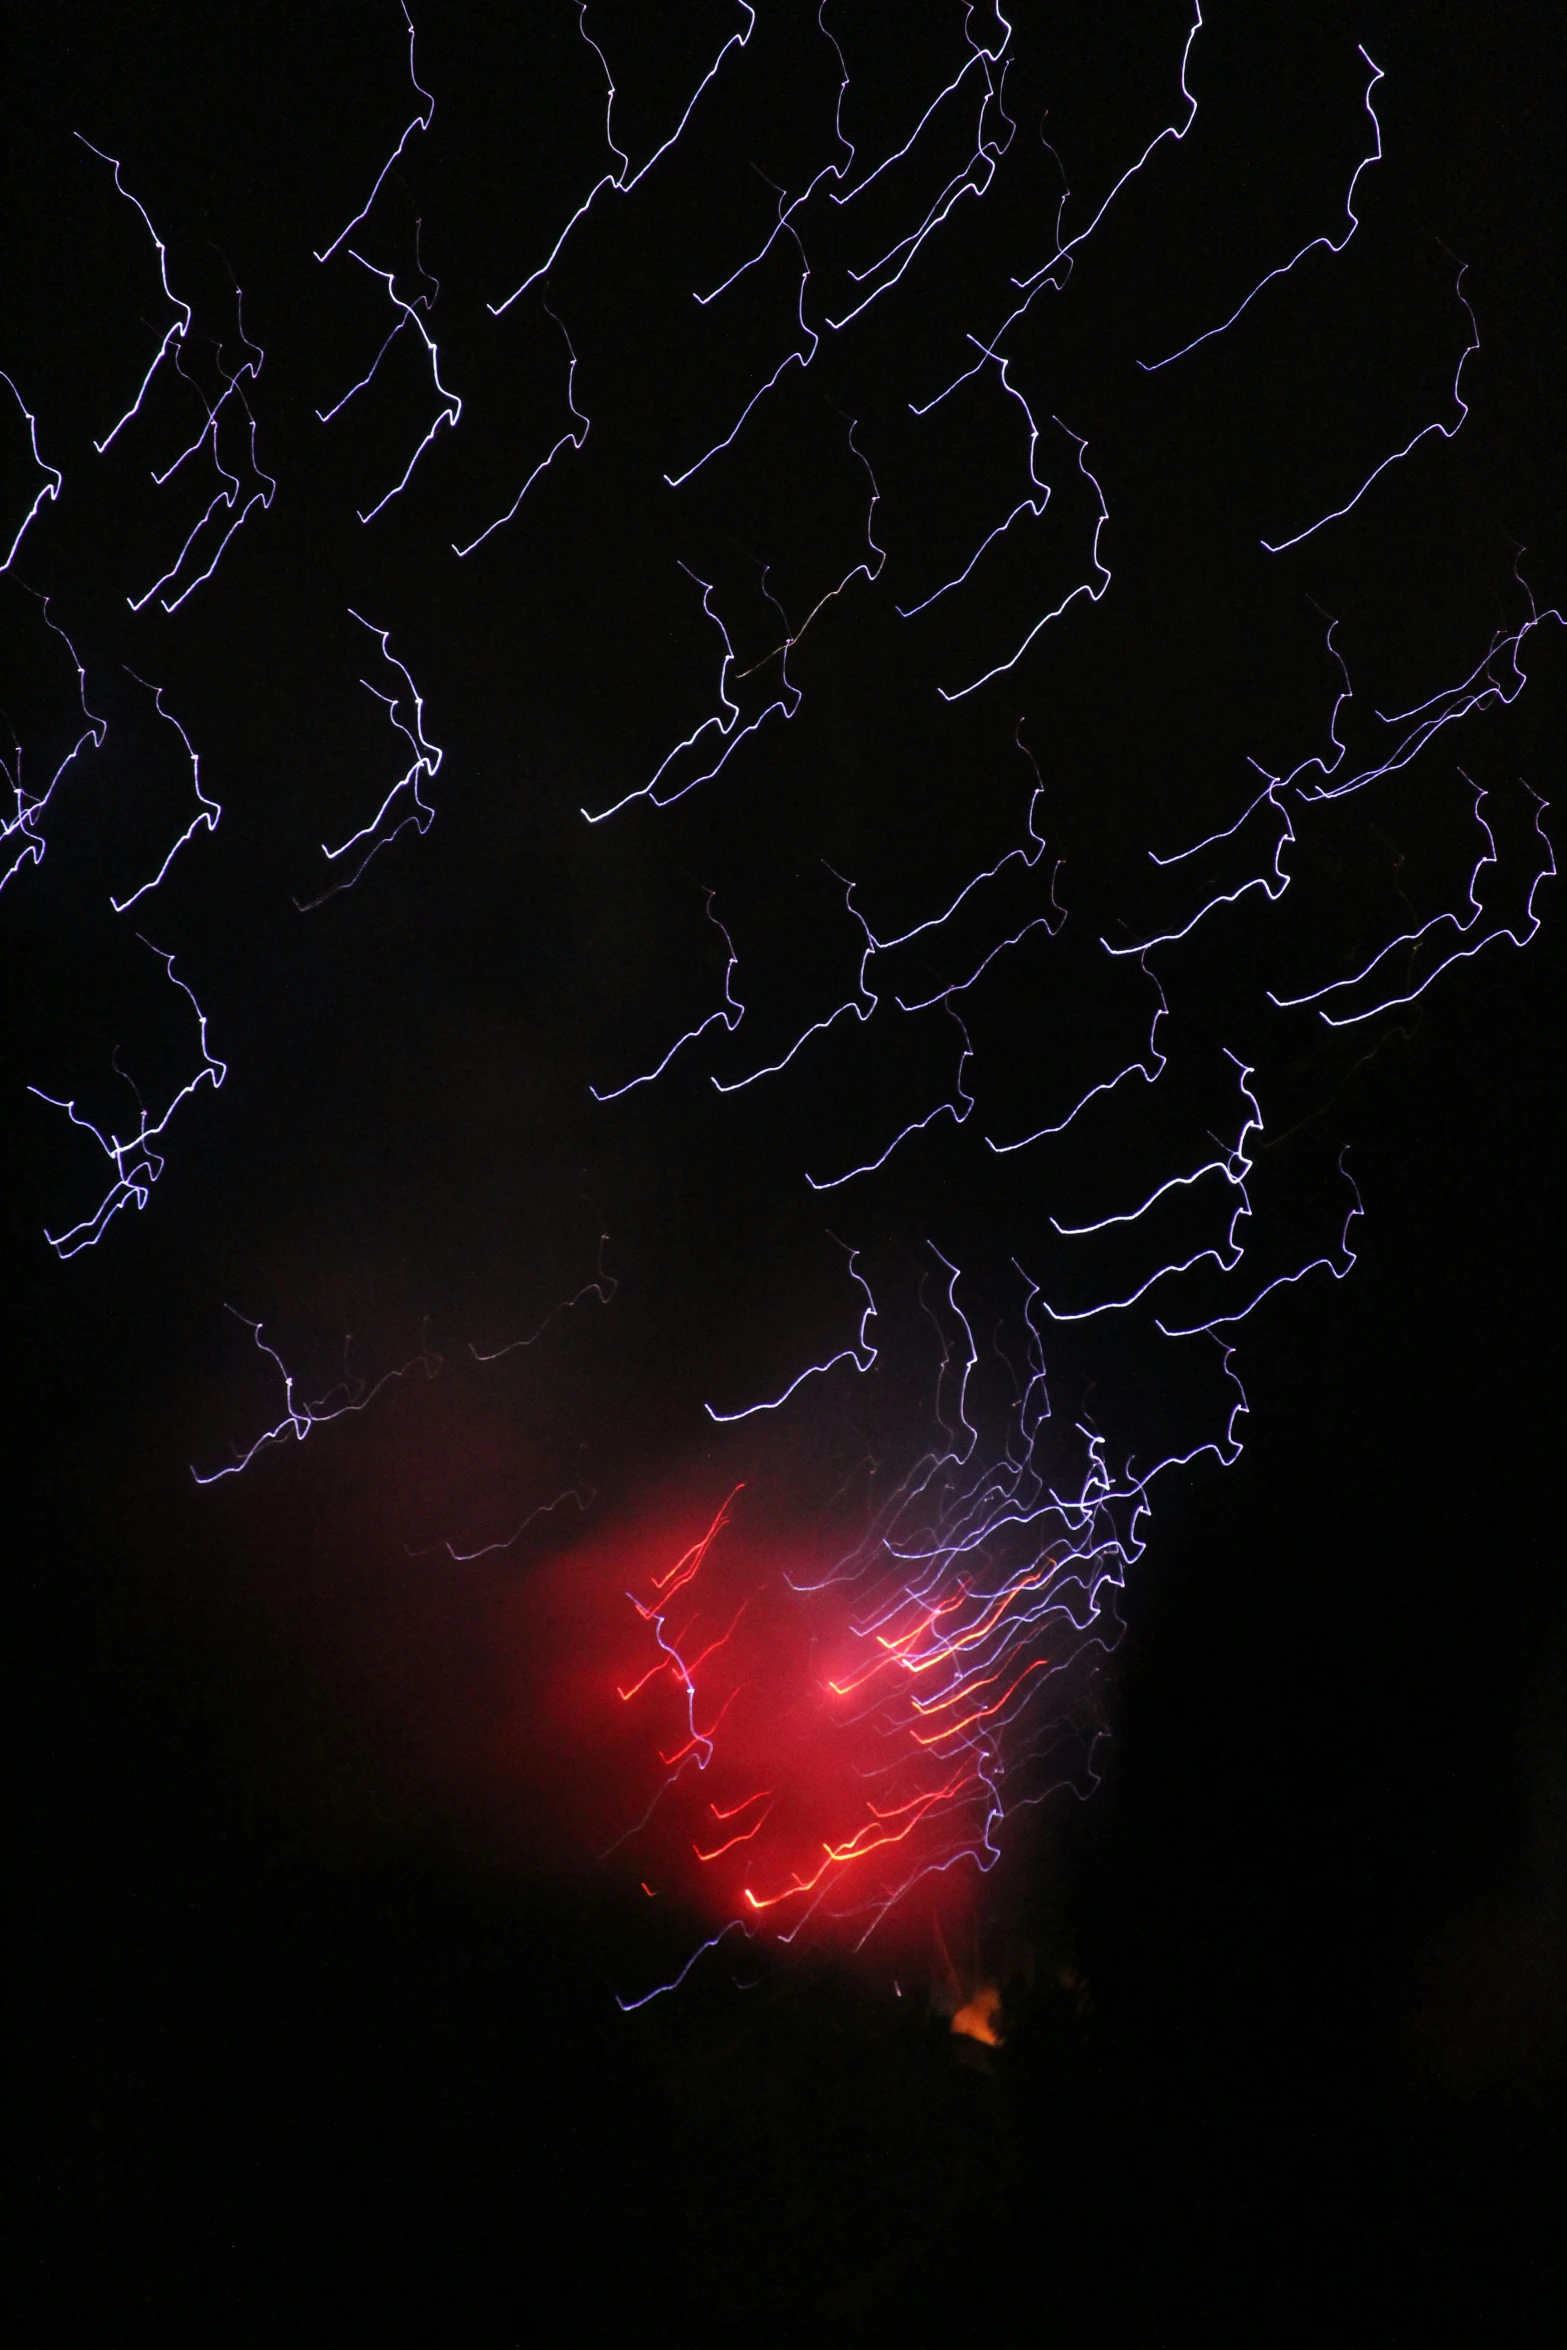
[911,1564,1053,1663]
[708,1790,773,1822]
[742,1765,978,1912]
[826,1587,967,1694]
[656,1680,743,1766]
[679,1593,755,1676]
[693,1797,775,1862]
[639,1484,743,1611]
[911,1657,1052,1746]
[616,1659,669,1702]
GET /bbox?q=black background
[7,4,1562,2339]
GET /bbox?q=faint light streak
[468,1230,618,1363]
[192,1308,441,1484]
[436,1486,595,1564]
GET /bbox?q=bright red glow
[546,1482,1044,1960]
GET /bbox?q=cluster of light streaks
[3,118,273,1253]
[308,7,468,525]
[316,239,462,526]
[1269,772,1556,1029]
[513,0,1554,1988]
[8,629,226,1250]
[194,1230,621,1590]
[5,4,1557,2007]
[78,137,275,615]
[610,1247,1214,2003]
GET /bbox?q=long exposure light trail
[4,2,1557,2019]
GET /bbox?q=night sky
[8,4,1563,2338]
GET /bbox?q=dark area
[8,4,1563,2342]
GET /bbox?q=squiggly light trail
[28,939,226,1259]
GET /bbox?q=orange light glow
[950,1984,1004,2047]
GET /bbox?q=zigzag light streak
[313,0,434,267]
[1262,255,1479,554]
[985,956,1169,1157]
[1139,46,1385,373]
[75,134,193,453]
[592,417,885,827]
[295,611,442,911]
[1267,773,1556,1028]
[78,139,273,610]
[24,6,1547,2004]
[1,596,106,896]
[489,2,759,316]
[109,672,221,913]
[192,1308,441,1485]
[453,303,588,557]
[28,939,226,1258]
[704,1243,879,1423]
[804,1001,975,1194]
[317,253,462,524]
[615,1248,1203,2002]
[0,370,62,571]
[937,421,1110,701]
[591,891,743,1101]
